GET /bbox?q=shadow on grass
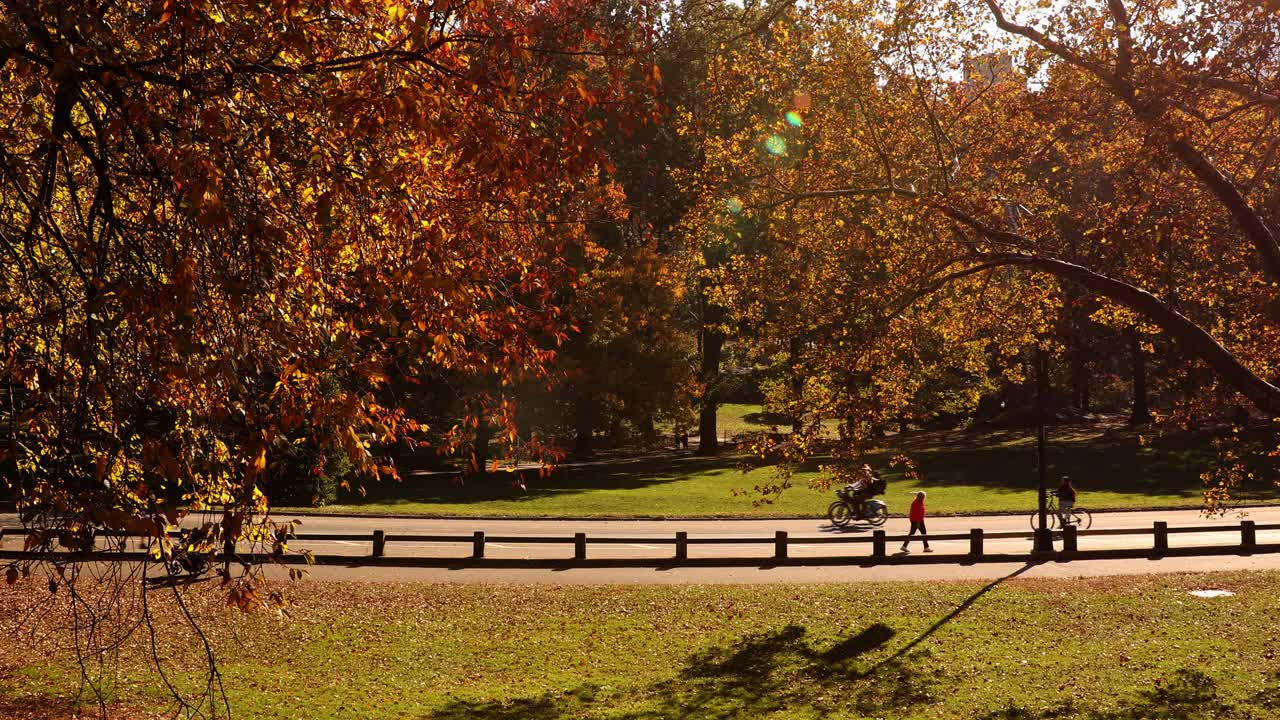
[0,693,153,720]
[978,667,1268,719]
[885,423,1278,499]
[329,423,1276,511]
[428,622,935,720]
[427,567,1046,720]
[334,453,829,509]
[862,424,1279,502]
[427,636,1274,720]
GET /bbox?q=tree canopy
[2,0,1279,712]
[1,0,656,597]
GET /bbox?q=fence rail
[2,520,1279,567]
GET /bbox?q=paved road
[259,554,1280,584]
[246,505,1280,558]
[5,506,1280,583]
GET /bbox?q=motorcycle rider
[847,464,876,517]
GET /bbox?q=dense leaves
[0,0,655,602]
[674,0,1279,497]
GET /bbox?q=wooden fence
[2,520,1278,566]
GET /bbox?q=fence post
[372,530,386,558]
[775,530,788,560]
[472,531,485,559]
[574,532,586,560]
[1242,520,1256,550]
[1153,521,1168,553]
[1062,524,1077,553]
[969,528,984,557]
[1033,527,1054,554]
[675,531,687,561]
[872,530,886,558]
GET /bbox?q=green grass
[304,417,1278,517]
[714,402,841,438]
[5,572,1280,719]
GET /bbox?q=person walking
[901,491,931,553]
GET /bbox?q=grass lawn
[4,572,1280,719]
[302,416,1279,517]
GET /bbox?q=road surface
[6,506,1280,583]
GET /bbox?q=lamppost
[1034,346,1054,553]
[1005,199,1054,553]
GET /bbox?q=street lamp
[1034,346,1054,553]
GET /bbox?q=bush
[263,441,353,507]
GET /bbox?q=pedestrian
[901,490,931,553]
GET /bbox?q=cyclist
[1055,476,1077,526]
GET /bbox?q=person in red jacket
[901,491,931,553]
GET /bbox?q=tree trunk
[1129,329,1153,425]
[1071,349,1090,412]
[472,418,493,475]
[573,387,593,457]
[790,335,804,435]
[1182,361,1200,430]
[697,325,723,455]
[640,413,656,444]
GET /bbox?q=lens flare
[765,134,787,156]
[725,197,744,214]
[785,111,803,128]
[793,91,812,110]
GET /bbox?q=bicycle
[165,528,215,577]
[1028,492,1092,530]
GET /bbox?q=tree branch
[982,0,1280,283]
[772,184,1280,415]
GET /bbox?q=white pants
[1058,501,1074,523]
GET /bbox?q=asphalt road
[7,506,1280,584]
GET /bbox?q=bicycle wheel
[868,505,889,527]
[828,501,852,527]
[1070,508,1092,530]
[1029,509,1058,531]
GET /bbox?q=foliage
[0,0,655,711]
[675,0,1280,500]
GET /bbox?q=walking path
[5,506,1279,584]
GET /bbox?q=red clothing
[909,497,926,522]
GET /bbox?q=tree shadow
[427,562,1041,720]
[422,561,1280,720]
[428,620,933,720]
[977,668,1263,719]
[338,453,767,508]
[868,563,1036,673]
[0,693,157,720]
[870,423,1278,501]
[356,421,1277,511]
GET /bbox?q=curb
[7,543,1279,570]
[269,502,1280,523]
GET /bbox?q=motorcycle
[827,484,889,527]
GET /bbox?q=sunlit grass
[306,408,1276,517]
[5,573,1280,719]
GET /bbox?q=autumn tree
[678,0,1278,498]
[0,0,654,710]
